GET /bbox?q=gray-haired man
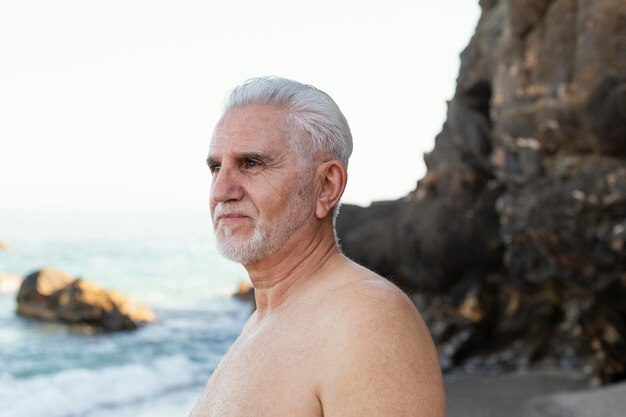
[191,77,445,417]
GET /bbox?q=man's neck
[244,224,341,319]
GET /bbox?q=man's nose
[211,163,244,204]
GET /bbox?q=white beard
[213,179,313,265]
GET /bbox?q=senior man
[190,77,445,417]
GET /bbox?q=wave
[0,355,201,417]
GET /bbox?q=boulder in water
[16,268,156,331]
[233,280,255,303]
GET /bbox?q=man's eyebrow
[237,152,273,163]
[206,152,275,166]
[206,155,219,166]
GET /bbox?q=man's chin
[216,224,251,239]
[215,229,276,265]
[216,241,264,265]
[216,234,245,246]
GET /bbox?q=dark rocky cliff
[337,0,626,383]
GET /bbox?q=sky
[0,1,481,213]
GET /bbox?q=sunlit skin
[191,104,445,417]
[208,105,320,275]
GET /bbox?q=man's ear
[315,161,347,220]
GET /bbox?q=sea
[0,209,253,417]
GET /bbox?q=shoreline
[445,369,626,417]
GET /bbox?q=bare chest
[190,317,324,417]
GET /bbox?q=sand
[445,370,626,417]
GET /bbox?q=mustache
[213,203,256,223]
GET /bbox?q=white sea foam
[0,355,199,417]
[85,387,199,417]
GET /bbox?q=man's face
[207,105,316,265]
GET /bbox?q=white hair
[222,76,353,167]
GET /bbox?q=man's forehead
[215,105,286,135]
[210,105,290,156]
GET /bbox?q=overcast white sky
[0,1,480,213]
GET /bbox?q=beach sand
[445,370,626,417]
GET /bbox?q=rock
[0,273,22,293]
[337,0,626,384]
[586,76,626,156]
[16,268,156,331]
[233,281,255,303]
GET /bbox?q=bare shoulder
[321,265,426,338]
[315,265,445,417]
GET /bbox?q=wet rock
[337,0,626,384]
[233,281,255,303]
[16,268,156,331]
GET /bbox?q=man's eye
[242,159,262,169]
[209,164,221,174]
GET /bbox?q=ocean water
[0,210,253,417]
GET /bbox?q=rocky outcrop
[233,281,255,303]
[337,0,626,384]
[16,268,156,331]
